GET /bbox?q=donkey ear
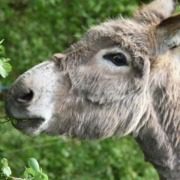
[155,14,180,54]
[134,0,177,24]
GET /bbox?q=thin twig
[10,176,25,180]
[0,120,10,124]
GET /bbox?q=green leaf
[0,45,5,55]
[1,158,8,167]
[24,167,36,178]
[0,60,12,78]
[34,172,49,180]
[2,166,12,177]
[41,173,48,180]
[0,57,10,62]
[28,158,40,172]
[0,39,4,44]
[1,158,12,177]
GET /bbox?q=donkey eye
[103,53,128,66]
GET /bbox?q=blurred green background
[1,0,179,179]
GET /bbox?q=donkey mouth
[11,117,45,132]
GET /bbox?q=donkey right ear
[156,14,180,54]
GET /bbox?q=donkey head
[6,0,180,139]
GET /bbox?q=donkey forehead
[89,19,144,36]
[84,19,150,55]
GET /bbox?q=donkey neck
[136,65,180,179]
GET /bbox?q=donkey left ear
[134,0,177,24]
[156,14,180,54]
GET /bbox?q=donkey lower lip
[11,117,45,130]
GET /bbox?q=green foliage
[0,40,12,78]
[0,0,143,82]
[1,0,179,179]
[0,157,48,180]
[0,124,158,180]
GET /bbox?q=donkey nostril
[16,89,34,104]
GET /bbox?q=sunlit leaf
[28,158,40,172]
[1,158,12,177]
[0,60,12,78]
[2,166,12,177]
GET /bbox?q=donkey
[5,0,180,179]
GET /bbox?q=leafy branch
[1,158,48,180]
